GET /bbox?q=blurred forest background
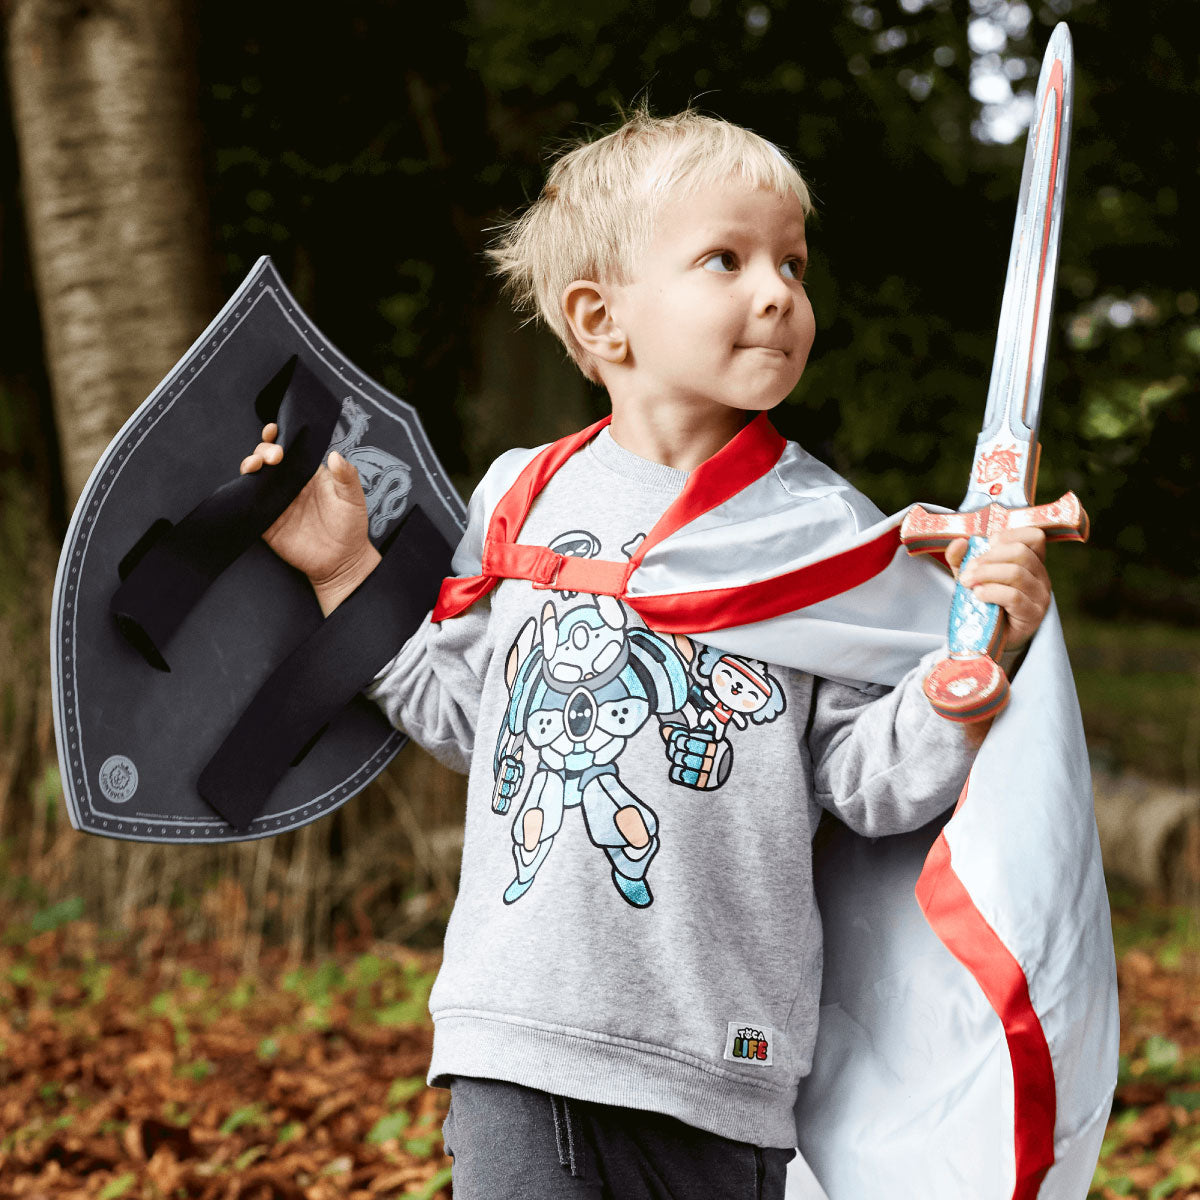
[0,0,1198,1196]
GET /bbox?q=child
[241,109,1051,1199]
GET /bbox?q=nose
[753,261,793,318]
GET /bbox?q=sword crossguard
[899,492,1089,553]
[898,491,1089,723]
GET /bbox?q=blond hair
[488,108,813,382]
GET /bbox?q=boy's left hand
[945,528,1051,654]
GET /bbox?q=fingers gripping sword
[900,23,1088,723]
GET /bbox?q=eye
[781,258,807,282]
[702,251,738,273]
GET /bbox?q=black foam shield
[51,256,466,843]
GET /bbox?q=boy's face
[606,182,815,417]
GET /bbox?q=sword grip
[923,536,1011,723]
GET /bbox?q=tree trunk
[5,0,217,505]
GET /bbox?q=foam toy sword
[899,22,1087,723]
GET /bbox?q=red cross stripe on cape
[430,415,1118,1200]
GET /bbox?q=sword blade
[964,22,1074,511]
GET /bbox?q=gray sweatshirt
[368,427,978,1149]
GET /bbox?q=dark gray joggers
[442,1075,796,1200]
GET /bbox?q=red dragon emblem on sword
[975,443,1023,494]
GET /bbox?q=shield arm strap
[196,503,454,832]
[109,356,341,671]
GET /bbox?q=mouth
[735,344,790,357]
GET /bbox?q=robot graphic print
[490,531,787,909]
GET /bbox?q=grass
[1062,613,1200,784]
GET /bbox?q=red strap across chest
[483,541,630,595]
[431,413,910,629]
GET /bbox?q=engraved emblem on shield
[329,397,414,539]
[98,755,138,804]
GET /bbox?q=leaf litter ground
[1,886,1197,1198]
[1092,887,1200,1199]
[0,908,451,1199]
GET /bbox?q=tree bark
[5,0,217,505]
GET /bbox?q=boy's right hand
[241,423,381,614]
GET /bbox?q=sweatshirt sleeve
[362,465,499,775]
[808,649,980,836]
[364,598,492,774]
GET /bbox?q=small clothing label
[724,1020,774,1067]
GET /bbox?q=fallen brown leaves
[5,888,1198,1198]
[1092,896,1200,1199]
[0,914,452,1199]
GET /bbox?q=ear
[562,280,628,367]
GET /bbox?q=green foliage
[414,1166,455,1199]
[1064,613,1200,782]
[1166,1089,1200,1114]
[366,1110,411,1143]
[226,978,256,1010]
[150,992,193,1051]
[219,1103,269,1135]
[179,0,1198,625]
[233,1145,268,1170]
[81,961,112,1003]
[386,1076,426,1105]
[1142,1035,1183,1078]
[349,953,386,988]
[98,1175,136,1200]
[162,1101,193,1127]
[30,896,83,933]
[1149,1166,1200,1200]
[0,0,1188,633]
[256,1036,280,1060]
[176,1060,215,1082]
[276,1120,304,1143]
[1109,889,1200,966]
[374,996,428,1027]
